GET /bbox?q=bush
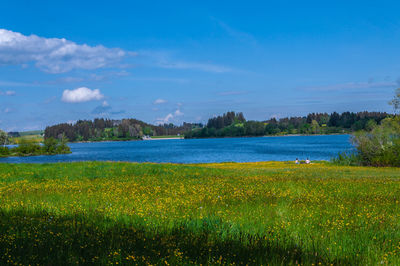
[43,137,58,154]
[44,136,71,155]
[0,146,10,156]
[350,116,400,167]
[15,139,42,155]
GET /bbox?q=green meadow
[0,161,399,265]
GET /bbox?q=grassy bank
[149,135,183,139]
[0,162,399,264]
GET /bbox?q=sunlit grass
[0,161,399,264]
[9,134,44,144]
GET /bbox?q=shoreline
[72,137,185,143]
[185,133,350,140]
[0,159,328,164]
[263,133,349,137]
[48,133,349,144]
[144,137,184,140]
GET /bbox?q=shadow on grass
[0,209,358,265]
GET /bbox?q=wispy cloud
[218,90,248,96]
[111,110,125,115]
[211,17,258,45]
[0,29,134,73]
[129,77,188,83]
[157,61,232,73]
[0,80,34,87]
[43,96,56,104]
[303,81,397,92]
[139,50,232,73]
[49,77,85,84]
[46,71,131,85]
[91,105,111,115]
[153,98,167,104]
[0,90,16,96]
[90,100,126,116]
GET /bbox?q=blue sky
[1,0,399,131]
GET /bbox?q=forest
[184,111,390,138]
[44,118,202,142]
[43,111,391,141]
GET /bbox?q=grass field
[0,161,399,265]
[8,134,44,144]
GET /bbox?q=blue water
[0,135,354,164]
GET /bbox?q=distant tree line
[44,118,202,142]
[206,111,246,129]
[185,111,390,138]
[7,132,20,138]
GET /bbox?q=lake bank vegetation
[333,115,400,167]
[1,161,400,264]
[0,133,70,157]
[333,89,400,167]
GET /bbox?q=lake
[0,135,354,164]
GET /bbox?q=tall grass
[0,162,400,264]
[331,152,361,166]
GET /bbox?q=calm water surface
[0,135,354,164]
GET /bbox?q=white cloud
[153,98,167,104]
[156,109,184,124]
[174,109,183,116]
[0,29,131,73]
[102,100,109,107]
[159,113,174,124]
[61,87,104,103]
